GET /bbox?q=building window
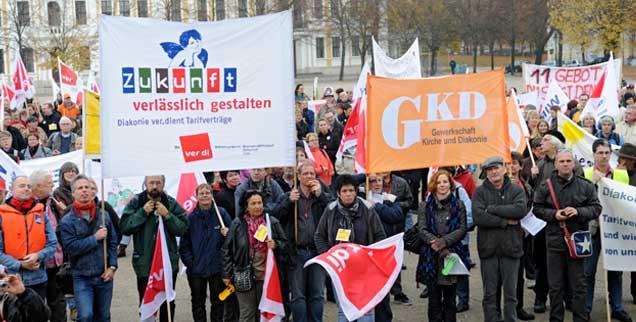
[137,0,148,17]
[316,37,324,59]
[330,0,339,17]
[255,0,266,15]
[215,0,225,20]
[293,1,303,27]
[119,0,130,16]
[351,36,360,56]
[197,0,207,21]
[313,0,322,19]
[21,48,34,73]
[47,2,61,26]
[0,50,4,75]
[332,37,341,57]
[101,0,113,15]
[238,0,248,17]
[75,1,87,24]
[170,1,181,21]
[17,1,30,26]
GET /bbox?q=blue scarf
[416,193,468,286]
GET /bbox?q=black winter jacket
[472,176,527,259]
[222,214,288,280]
[533,172,602,251]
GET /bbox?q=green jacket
[120,192,188,277]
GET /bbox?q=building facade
[0,0,380,84]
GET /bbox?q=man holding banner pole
[273,161,332,322]
[582,139,632,322]
[533,149,601,322]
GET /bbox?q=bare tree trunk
[339,37,346,81]
[509,0,516,75]
[472,45,478,73]
[430,49,437,76]
[490,41,495,70]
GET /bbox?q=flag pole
[598,217,612,322]
[527,138,536,167]
[210,189,226,229]
[293,166,298,244]
[166,296,173,322]
[81,89,87,174]
[101,177,107,273]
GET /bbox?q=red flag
[2,79,16,110]
[139,217,175,322]
[11,53,34,106]
[175,173,200,214]
[58,58,84,106]
[336,63,370,173]
[304,234,404,321]
[258,214,285,322]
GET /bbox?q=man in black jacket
[533,149,602,322]
[314,174,386,322]
[274,162,333,322]
[473,156,527,322]
[214,170,241,220]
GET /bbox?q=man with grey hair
[120,175,187,322]
[533,149,601,322]
[529,132,582,313]
[616,105,636,145]
[0,176,57,299]
[46,116,78,155]
[30,170,67,322]
[473,156,528,322]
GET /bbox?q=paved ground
[110,227,632,322]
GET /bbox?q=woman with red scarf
[305,133,335,186]
[222,190,288,322]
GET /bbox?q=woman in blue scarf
[416,170,467,322]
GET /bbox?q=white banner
[523,59,621,110]
[372,37,421,78]
[100,12,296,178]
[598,178,636,271]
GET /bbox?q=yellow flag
[85,90,100,156]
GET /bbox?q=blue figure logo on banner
[160,29,209,68]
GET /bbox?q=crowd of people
[0,82,632,322]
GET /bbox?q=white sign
[523,59,621,110]
[598,178,636,271]
[372,37,421,79]
[557,112,619,168]
[100,12,296,178]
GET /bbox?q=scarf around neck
[73,199,96,222]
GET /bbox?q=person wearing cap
[57,93,81,121]
[472,156,528,322]
[596,115,624,146]
[617,105,636,145]
[532,148,601,322]
[613,143,636,305]
[582,139,632,322]
[39,103,61,138]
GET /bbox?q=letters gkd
[121,67,237,94]
[382,92,486,149]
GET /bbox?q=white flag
[540,79,569,124]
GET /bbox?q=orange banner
[366,69,510,173]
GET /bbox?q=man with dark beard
[120,175,188,322]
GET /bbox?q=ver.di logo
[121,29,237,94]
